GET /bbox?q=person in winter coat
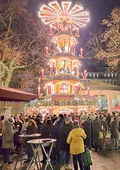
[2,118,18,170]
[91,117,101,151]
[67,121,86,170]
[41,119,54,164]
[99,117,107,150]
[83,118,92,149]
[14,116,23,152]
[53,114,64,162]
[106,113,111,131]
[25,119,37,163]
[110,116,119,150]
[36,115,43,134]
[41,119,53,138]
[59,117,73,169]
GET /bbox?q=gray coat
[2,120,17,149]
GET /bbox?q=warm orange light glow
[38,1,90,29]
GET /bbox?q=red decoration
[41,69,44,78]
[38,87,40,97]
[45,47,49,56]
[76,86,79,94]
[48,85,51,94]
[84,70,87,79]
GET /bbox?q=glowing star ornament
[38,1,90,29]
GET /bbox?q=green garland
[37,99,96,106]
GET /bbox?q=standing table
[14,133,41,170]
[27,138,56,170]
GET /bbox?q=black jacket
[83,120,92,146]
[59,122,73,152]
[41,124,53,138]
[26,125,37,135]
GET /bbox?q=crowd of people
[0,111,120,170]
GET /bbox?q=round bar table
[27,138,56,170]
[14,133,41,170]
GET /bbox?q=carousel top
[38,1,90,29]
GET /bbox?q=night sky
[28,0,120,71]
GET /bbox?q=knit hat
[73,121,79,128]
[8,117,14,124]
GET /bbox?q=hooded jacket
[2,120,17,149]
[67,128,86,155]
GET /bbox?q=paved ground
[91,150,120,170]
[1,150,120,170]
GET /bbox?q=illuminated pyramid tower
[38,1,90,114]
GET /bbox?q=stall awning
[0,87,38,101]
[113,105,120,111]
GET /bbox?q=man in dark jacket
[106,113,111,131]
[53,114,64,162]
[91,117,101,151]
[110,116,119,150]
[59,117,73,168]
[41,119,53,163]
[83,118,92,149]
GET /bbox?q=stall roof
[0,87,38,101]
[113,105,120,111]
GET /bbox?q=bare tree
[0,0,48,87]
[86,7,120,72]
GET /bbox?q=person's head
[73,121,79,128]
[64,117,71,124]
[28,119,37,128]
[59,114,64,120]
[46,116,51,120]
[113,116,117,121]
[74,117,79,122]
[46,119,52,126]
[95,116,99,121]
[8,117,14,124]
